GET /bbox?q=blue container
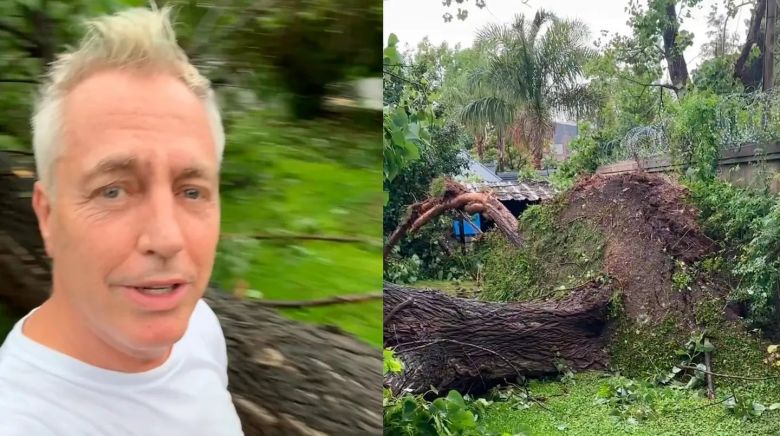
[453,214,481,237]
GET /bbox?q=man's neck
[21,298,171,373]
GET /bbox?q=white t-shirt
[0,299,244,436]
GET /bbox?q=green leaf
[768,403,780,410]
[446,390,467,408]
[387,33,399,47]
[448,407,477,430]
[401,397,419,421]
[383,46,401,64]
[383,348,404,375]
[430,397,448,414]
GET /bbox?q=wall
[596,143,780,192]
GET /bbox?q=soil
[557,172,723,326]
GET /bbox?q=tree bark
[383,282,614,395]
[662,3,690,96]
[735,0,767,90]
[764,0,777,91]
[0,152,382,436]
[475,131,486,160]
[383,178,523,260]
[497,131,506,172]
[204,290,381,436]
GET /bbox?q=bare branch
[221,232,376,245]
[251,292,383,308]
[619,74,679,91]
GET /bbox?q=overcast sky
[384,0,751,71]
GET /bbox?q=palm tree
[461,10,600,170]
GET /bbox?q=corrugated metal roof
[463,180,556,202]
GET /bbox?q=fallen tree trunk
[0,151,382,436]
[383,282,614,395]
[204,290,381,436]
[384,178,522,260]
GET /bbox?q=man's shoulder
[190,298,222,337]
[185,299,227,356]
[0,372,59,436]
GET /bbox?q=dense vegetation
[384,0,780,434]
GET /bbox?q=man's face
[34,69,220,358]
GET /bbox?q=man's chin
[120,315,190,358]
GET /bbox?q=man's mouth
[121,280,189,311]
[134,284,181,296]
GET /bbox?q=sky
[383,0,752,71]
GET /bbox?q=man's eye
[182,188,202,200]
[101,186,124,199]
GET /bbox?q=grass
[213,109,382,347]
[479,202,606,303]
[412,279,480,297]
[479,373,780,436]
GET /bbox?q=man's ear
[32,181,54,258]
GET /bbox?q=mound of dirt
[559,172,722,326]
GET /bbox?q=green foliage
[671,260,693,292]
[610,305,780,409]
[384,103,425,184]
[686,178,780,327]
[383,348,404,376]
[206,0,381,118]
[385,220,479,285]
[383,34,467,219]
[383,34,427,191]
[384,252,422,285]
[626,0,700,88]
[213,109,382,347]
[724,395,780,421]
[668,92,720,180]
[550,123,609,190]
[692,54,743,95]
[595,377,658,423]
[0,1,383,350]
[583,45,666,141]
[656,334,714,390]
[479,202,606,302]
[383,123,468,283]
[383,390,482,436]
[383,384,530,435]
[481,141,534,173]
[478,373,780,435]
[382,351,524,435]
[460,10,598,170]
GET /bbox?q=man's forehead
[78,152,217,181]
[61,69,215,154]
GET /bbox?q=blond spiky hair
[31,5,224,192]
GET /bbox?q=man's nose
[137,188,185,259]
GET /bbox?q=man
[0,6,244,435]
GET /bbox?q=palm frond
[549,82,602,120]
[460,96,514,130]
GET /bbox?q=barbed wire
[601,91,780,165]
